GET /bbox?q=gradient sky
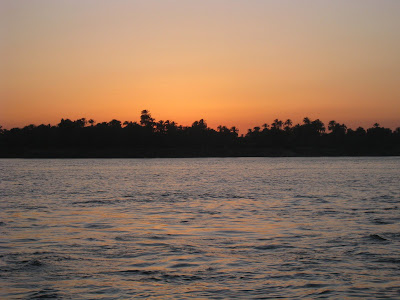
[1,0,399,132]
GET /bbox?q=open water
[0,157,400,299]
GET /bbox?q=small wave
[149,235,170,240]
[302,283,328,288]
[22,259,45,268]
[383,206,398,210]
[294,195,319,199]
[122,194,134,198]
[368,234,388,241]
[325,194,340,198]
[315,209,338,216]
[15,238,39,242]
[169,263,199,268]
[318,289,334,295]
[27,288,61,299]
[137,242,170,247]
[373,195,394,200]
[115,233,172,241]
[161,273,202,281]
[314,199,329,203]
[117,268,203,282]
[115,235,137,241]
[168,244,203,254]
[375,257,400,264]
[84,223,114,229]
[72,199,114,206]
[215,230,247,235]
[119,269,160,275]
[382,232,400,240]
[20,205,48,210]
[372,218,392,225]
[255,244,293,250]
[129,262,155,268]
[197,210,221,215]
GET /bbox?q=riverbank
[1,146,399,158]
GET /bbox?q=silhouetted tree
[328,120,337,131]
[284,119,292,132]
[356,127,366,135]
[271,119,283,130]
[303,117,311,125]
[230,126,239,137]
[75,118,87,128]
[140,110,155,128]
[108,119,122,129]
[312,119,325,134]
[58,118,74,129]
[0,111,399,157]
[191,119,207,131]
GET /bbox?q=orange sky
[1,0,399,132]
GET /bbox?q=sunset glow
[1,0,399,132]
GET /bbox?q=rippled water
[1,157,400,299]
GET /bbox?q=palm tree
[140,110,155,127]
[284,119,292,132]
[75,118,87,128]
[271,119,283,130]
[284,119,292,127]
[156,120,165,133]
[329,121,347,135]
[312,119,325,134]
[165,121,178,133]
[230,126,239,135]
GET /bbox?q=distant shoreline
[1,111,399,158]
[1,146,399,158]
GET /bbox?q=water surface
[1,158,400,299]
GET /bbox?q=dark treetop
[1,110,399,157]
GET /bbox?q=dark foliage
[0,110,399,157]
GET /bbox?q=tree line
[1,110,399,157]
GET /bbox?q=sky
[1,0,399,132]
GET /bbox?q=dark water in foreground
[1,158,399,299]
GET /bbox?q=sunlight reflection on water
[1,157,400,299]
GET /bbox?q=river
[1,157,399,299]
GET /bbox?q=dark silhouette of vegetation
[0,110,399,157]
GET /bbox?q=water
[0,157,399,299]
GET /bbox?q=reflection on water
[1,157,400,299]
